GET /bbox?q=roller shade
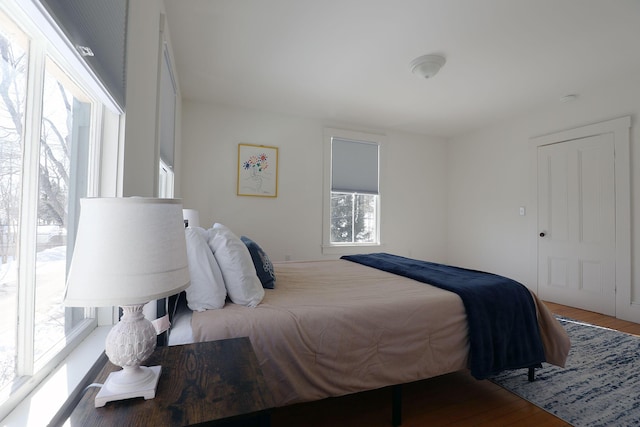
[40,0,128,109]
[331,138,379,195]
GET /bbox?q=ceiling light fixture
[410,54,446,79]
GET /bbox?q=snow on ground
[0,246,68,389]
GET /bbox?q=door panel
[538,133,616,315]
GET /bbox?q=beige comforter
[191,260,569,407]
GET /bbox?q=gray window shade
[41,0,127,109]
[331,138,379,194]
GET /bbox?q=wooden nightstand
[68,337,273,426]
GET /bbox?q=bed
[168,234,570,425]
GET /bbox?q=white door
[537,133,616,315]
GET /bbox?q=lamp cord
[83,383,104,392]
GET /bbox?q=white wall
[181,101,448,262]
[180,71,639,297]
[447,72,640,293]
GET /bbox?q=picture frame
[237,144,279,197]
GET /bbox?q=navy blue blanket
[341,253,545,379]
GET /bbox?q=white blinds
[331,138,379,195]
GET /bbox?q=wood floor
[270,302,639,427]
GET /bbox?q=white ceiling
[164,0,640,138]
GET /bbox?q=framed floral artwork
[237,144,279,197]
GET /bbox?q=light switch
[519,206,526,216]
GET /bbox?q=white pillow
[207,223,264,307]
[184,227,227,311]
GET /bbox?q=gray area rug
[490,317,640,426]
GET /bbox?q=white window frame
[159,158,175,198]
[157,40,176,199]
[322,128,383,255]
[0,1,121,420]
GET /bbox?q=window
[159,158,174,198]
[158,44,176,198]
[0,4,118,418]
[330,192,378,243]
[323,128,382,252]
[32,56,93,361]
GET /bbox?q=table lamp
[64,197,190,407]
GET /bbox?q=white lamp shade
[182,208,200,228]
[64,197,190,307]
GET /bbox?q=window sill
[321,243,383,256]
[2,326,110,427]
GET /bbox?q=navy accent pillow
[240,236,276,289]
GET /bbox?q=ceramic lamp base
[95,365,162,408]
